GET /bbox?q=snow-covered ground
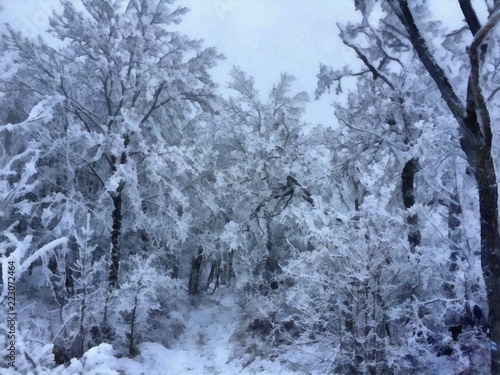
[133,290,244,375]
[1,287,304,375]
[54,289,243,374]
[0,286,300,375]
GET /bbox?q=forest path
[176,288,243,374]
[137,286,244,375]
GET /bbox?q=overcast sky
[0,0,488,127]
[176,0,362,127]
[0,0,366,127]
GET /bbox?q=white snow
[36,287,302,375]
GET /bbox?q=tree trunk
[108,149,127,290]
[401,158,420,251]
[442,189,463,299]
[265,216,281,291]
[448,191,463,273]
[206,260,220,294]
[109,192,122,290]
[221,250,235,285]
[476,150,500,372]
[128,287,140,356]
[188,247,204,295]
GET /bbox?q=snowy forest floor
[144,289,244,375]
[7,286,302,375]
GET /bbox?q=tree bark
[109,192,123,290]
[448,191,463,273]
[108,147,128,290]
[128,287,140,356]
[476,149,500,372]
[188,247,204,295]
[221,250,235,285]
[459,0,482,35]
[401,158,421,251]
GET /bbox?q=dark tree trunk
[390,1,500,370]
[264,216,281,291]
[128,290,139,356]
[188,247,204,295]
[354,197,362,212]
[206,260,220,294]
[170,258,180,279]
[448,191,463,272]
[221,250,235,285]
[441,190,463,299]
[476,150,500,371]
[352,179,365,211]
[108,149,127,290]
[109,192,122,290]
[265,217,281,272]
[401,158,421,251]
[458,0,482,35]
[65,266,74,297]
[265,217,276,272]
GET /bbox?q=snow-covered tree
[312,1,496,372]
[112,254,187,356]
[1,0,222,291]
[209,67,326,295]
[1,0,222,365]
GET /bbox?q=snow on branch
[1,237,67,302]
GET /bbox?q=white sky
[176,0,361,127]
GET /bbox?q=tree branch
[459,0,482,35]
[468,10,500,148]
[389,0,467,131]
